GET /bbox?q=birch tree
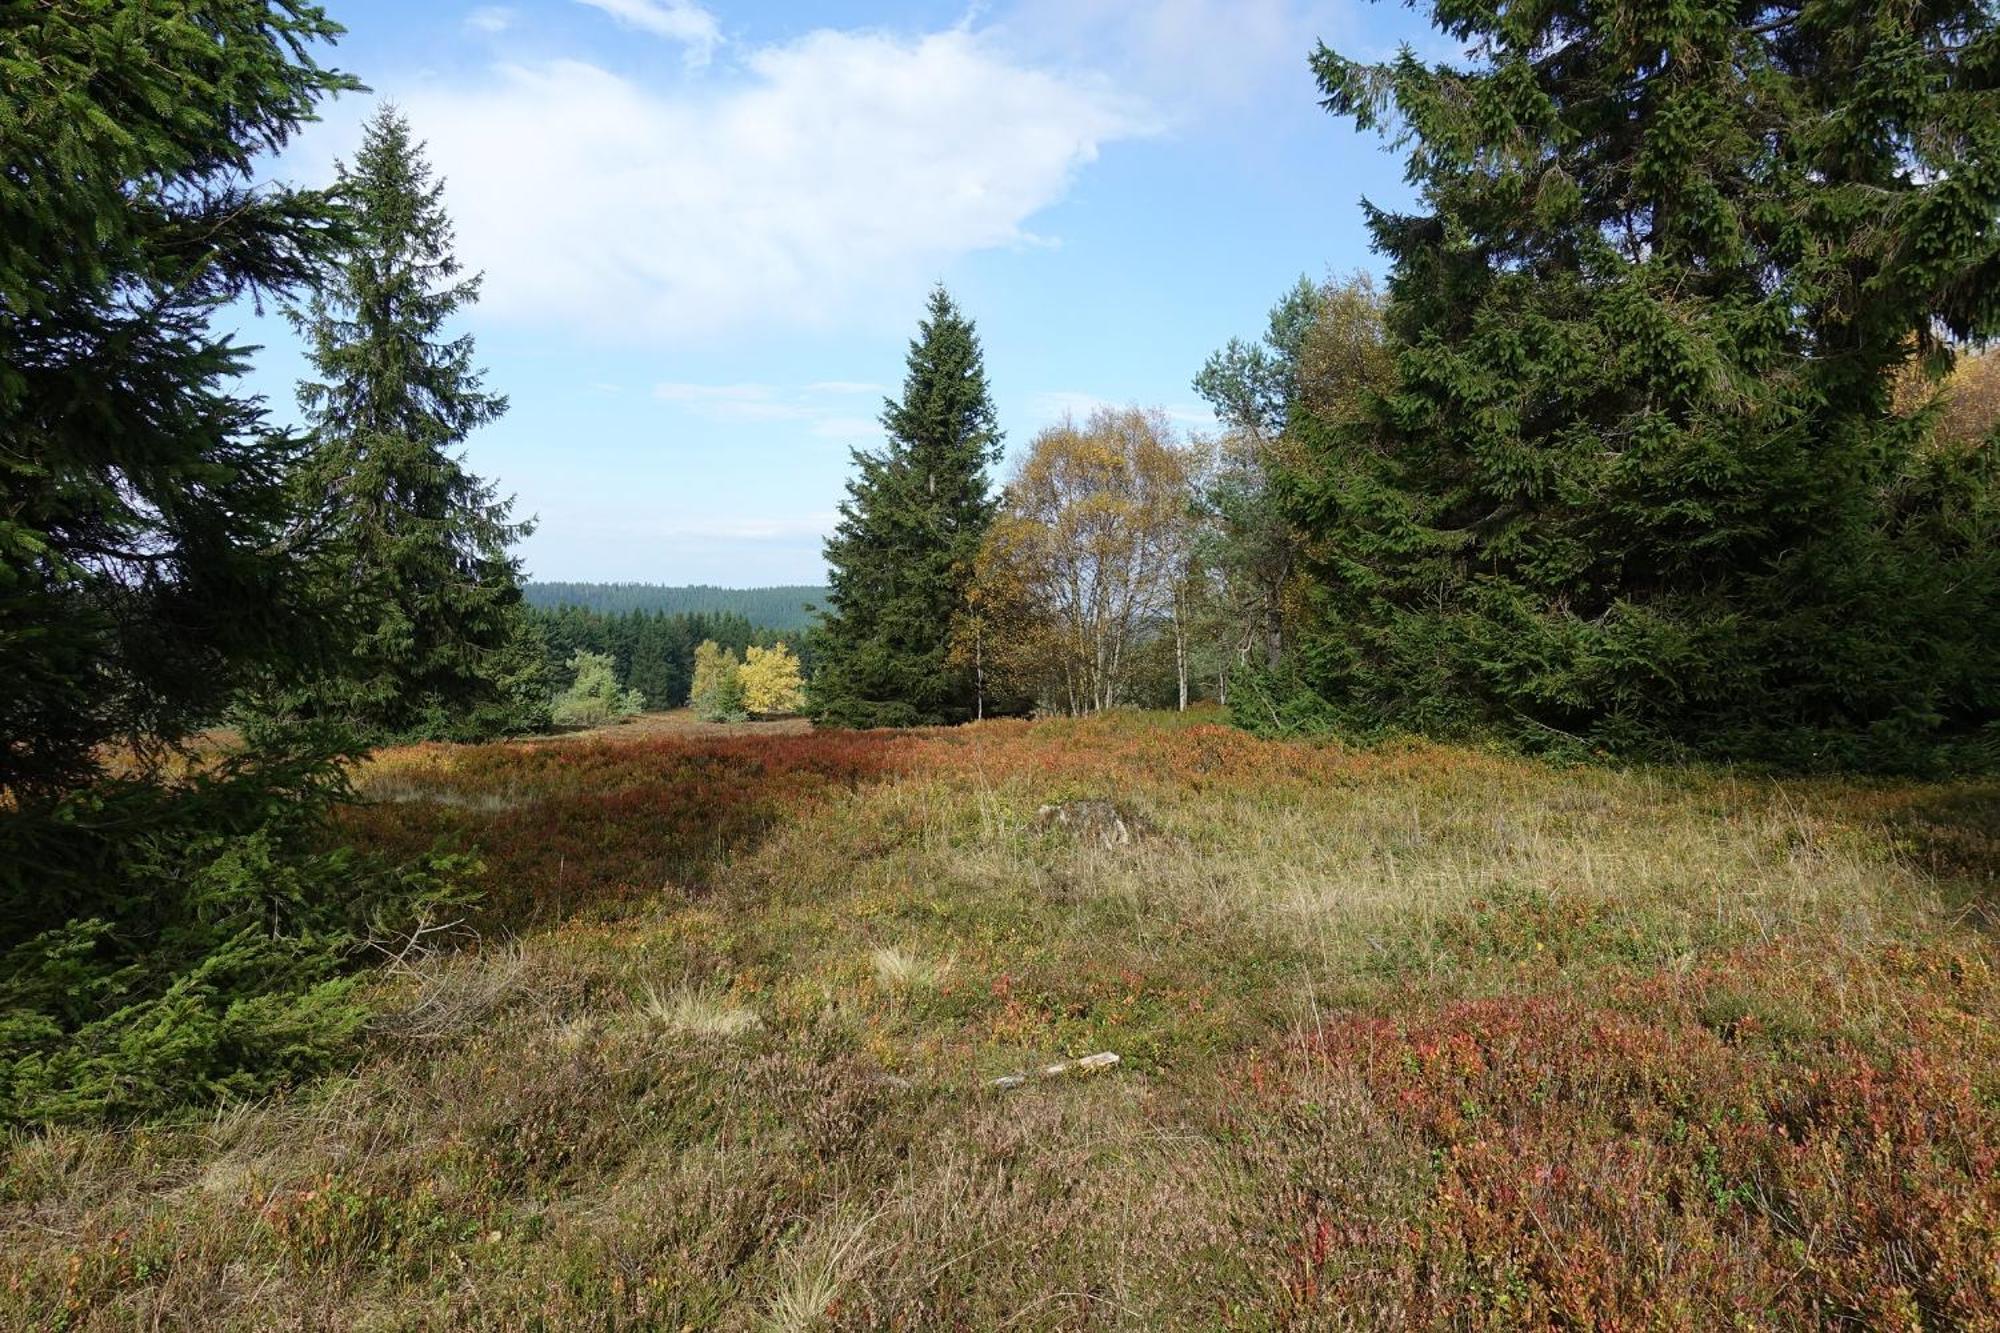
[983,409,1195,713]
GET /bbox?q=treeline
[528,606,808,712]
[805,287,1344,725]
[525,582,825,631]
[810,3,2000,774]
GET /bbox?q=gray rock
[1034,799,1142,849]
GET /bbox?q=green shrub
[551,651,644,728]
[0,738,477,1126]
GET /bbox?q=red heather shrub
[1269,946,2000,1328]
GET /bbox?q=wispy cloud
[465,6,516,35]
[521,507,836,584]
[668,512,838,542]
[994,0,1353,116]
[653,382,885,441]
[652,382,792,414]
[309,26,1149,338]
[809,416,882,441]
[572,0,722,68]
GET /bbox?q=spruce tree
[287,106,547,741]
[811,287,1003,727]
[0,3,475,1124]
[1275,0,2000,771]
[0,0,356,800]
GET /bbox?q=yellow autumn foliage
[739,642,805,716]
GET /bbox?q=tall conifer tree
[1,3,477,1124]
[1273,0,2000,770]
[811,287,1002,727]
[288,106,546,740]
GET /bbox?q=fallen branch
[991,1051,1120,1090]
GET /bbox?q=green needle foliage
[811,287,1003,728]
[0,0,357,799]
[284,105,548,743]
[0,5,473,1126]
[1265,0,2000,771]
[0,738,478,1125]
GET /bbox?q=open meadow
[5,711,1998,1330]
[13,2,2000,1329]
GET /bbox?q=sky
[233,0,1441,585]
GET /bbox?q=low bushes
[1253,940,2000,1325]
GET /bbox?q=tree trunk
[973,619,984,721]
[1172,589,1189,711]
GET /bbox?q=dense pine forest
[523,582,827,631]
[4,0,1999,1327]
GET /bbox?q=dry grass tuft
[381,941,537,1042]
[869,946,952,993]
[639,982,763,1038]
[760,1212,884,1332]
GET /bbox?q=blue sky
[235,0,1438,584]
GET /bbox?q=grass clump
[639,983,762,1038]
[869,946,952,994]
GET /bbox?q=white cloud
[353,28,1148,338]
[652,381,884,439]
[994,0,1351,114]
[810,416,881,441]
[653,382,791,414]
[667,512,837,542]
[573,0,722,67]
[465,6,516,35]
[521,508,835,583]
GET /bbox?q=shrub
[1262,945,2000,1326]
[551,651,644,728]
[739,642,806,716]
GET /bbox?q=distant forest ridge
[523,582,827,631]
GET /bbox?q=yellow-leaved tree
[689,640,745,721]
[739,643,805,716]
[1930,346,2000,450]
[973,408,1198,715]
